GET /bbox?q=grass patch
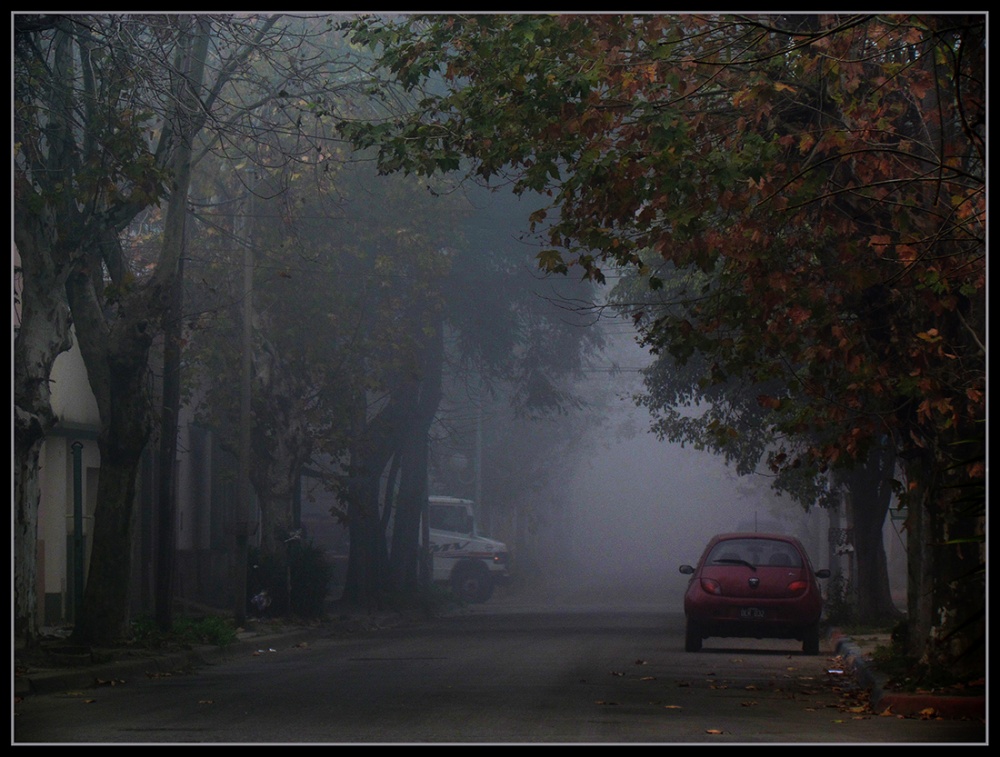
[131,614,239,649]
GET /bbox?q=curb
[828,629,985,721]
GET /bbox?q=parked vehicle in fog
[427,496,510,603]
[679,533,830,654]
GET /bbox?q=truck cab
[427,496,511,603]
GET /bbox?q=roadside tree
[337,13,985,674]
[13,12,365,644]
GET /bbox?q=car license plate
[740,607,765,619]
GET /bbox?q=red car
[679,533,831,655]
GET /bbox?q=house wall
[33,324,295,624]
[37,334,101,625]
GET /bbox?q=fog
[536,333,828,609]
[563,432,760,591]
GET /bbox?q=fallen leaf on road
[83,699,96,704]
[96,678,126,687]
[595,700,619,706]
[198,700,214,705]
[744,684,758,691]
[706,729,724,734]
[610,670,624,676]
[740,701,758,707]
[664,705,682,710]
[640,676,656,681]
[634,659,647,665]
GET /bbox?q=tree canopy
[339,12,984,479]
[337,12,985,673]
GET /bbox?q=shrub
[173,615,239,647]
[823,571,857,626]
[247,540,334,620]
[130,614,237,648]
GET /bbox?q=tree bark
[842,444,903,626]
[904,440,985,679]
[155,252,184,631]
[14,19,84,647]
[341,399,399,609]
[389,318,444,594]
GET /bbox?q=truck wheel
[684,619,703,652]
[452,564,494,603]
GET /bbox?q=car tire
[452,564,494,603]
[684,619,703,652]
[802,623,820,655]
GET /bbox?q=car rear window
[706,539,803,568]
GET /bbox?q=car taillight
[787,580,808,594]
[700,578,722,595]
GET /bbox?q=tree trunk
[843,445,903,626]
[68,268,157,643]
[904,440,985,679]
[155,252,184,631]
[13,243,75,646]
[248,338,314,557]
[341,400,399,609]
[388,320,444,594]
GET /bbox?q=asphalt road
[12,581,987,744]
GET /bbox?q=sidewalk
[13,609,408,699]
[828,629,985,721]
[14,625,323,698]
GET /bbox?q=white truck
[427,496,511,603]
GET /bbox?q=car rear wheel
[684,619,703,652]
[802,623,820,655]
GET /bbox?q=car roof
[708,533,804,546]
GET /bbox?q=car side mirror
[815,569,831,579]
[679,565,695,575]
